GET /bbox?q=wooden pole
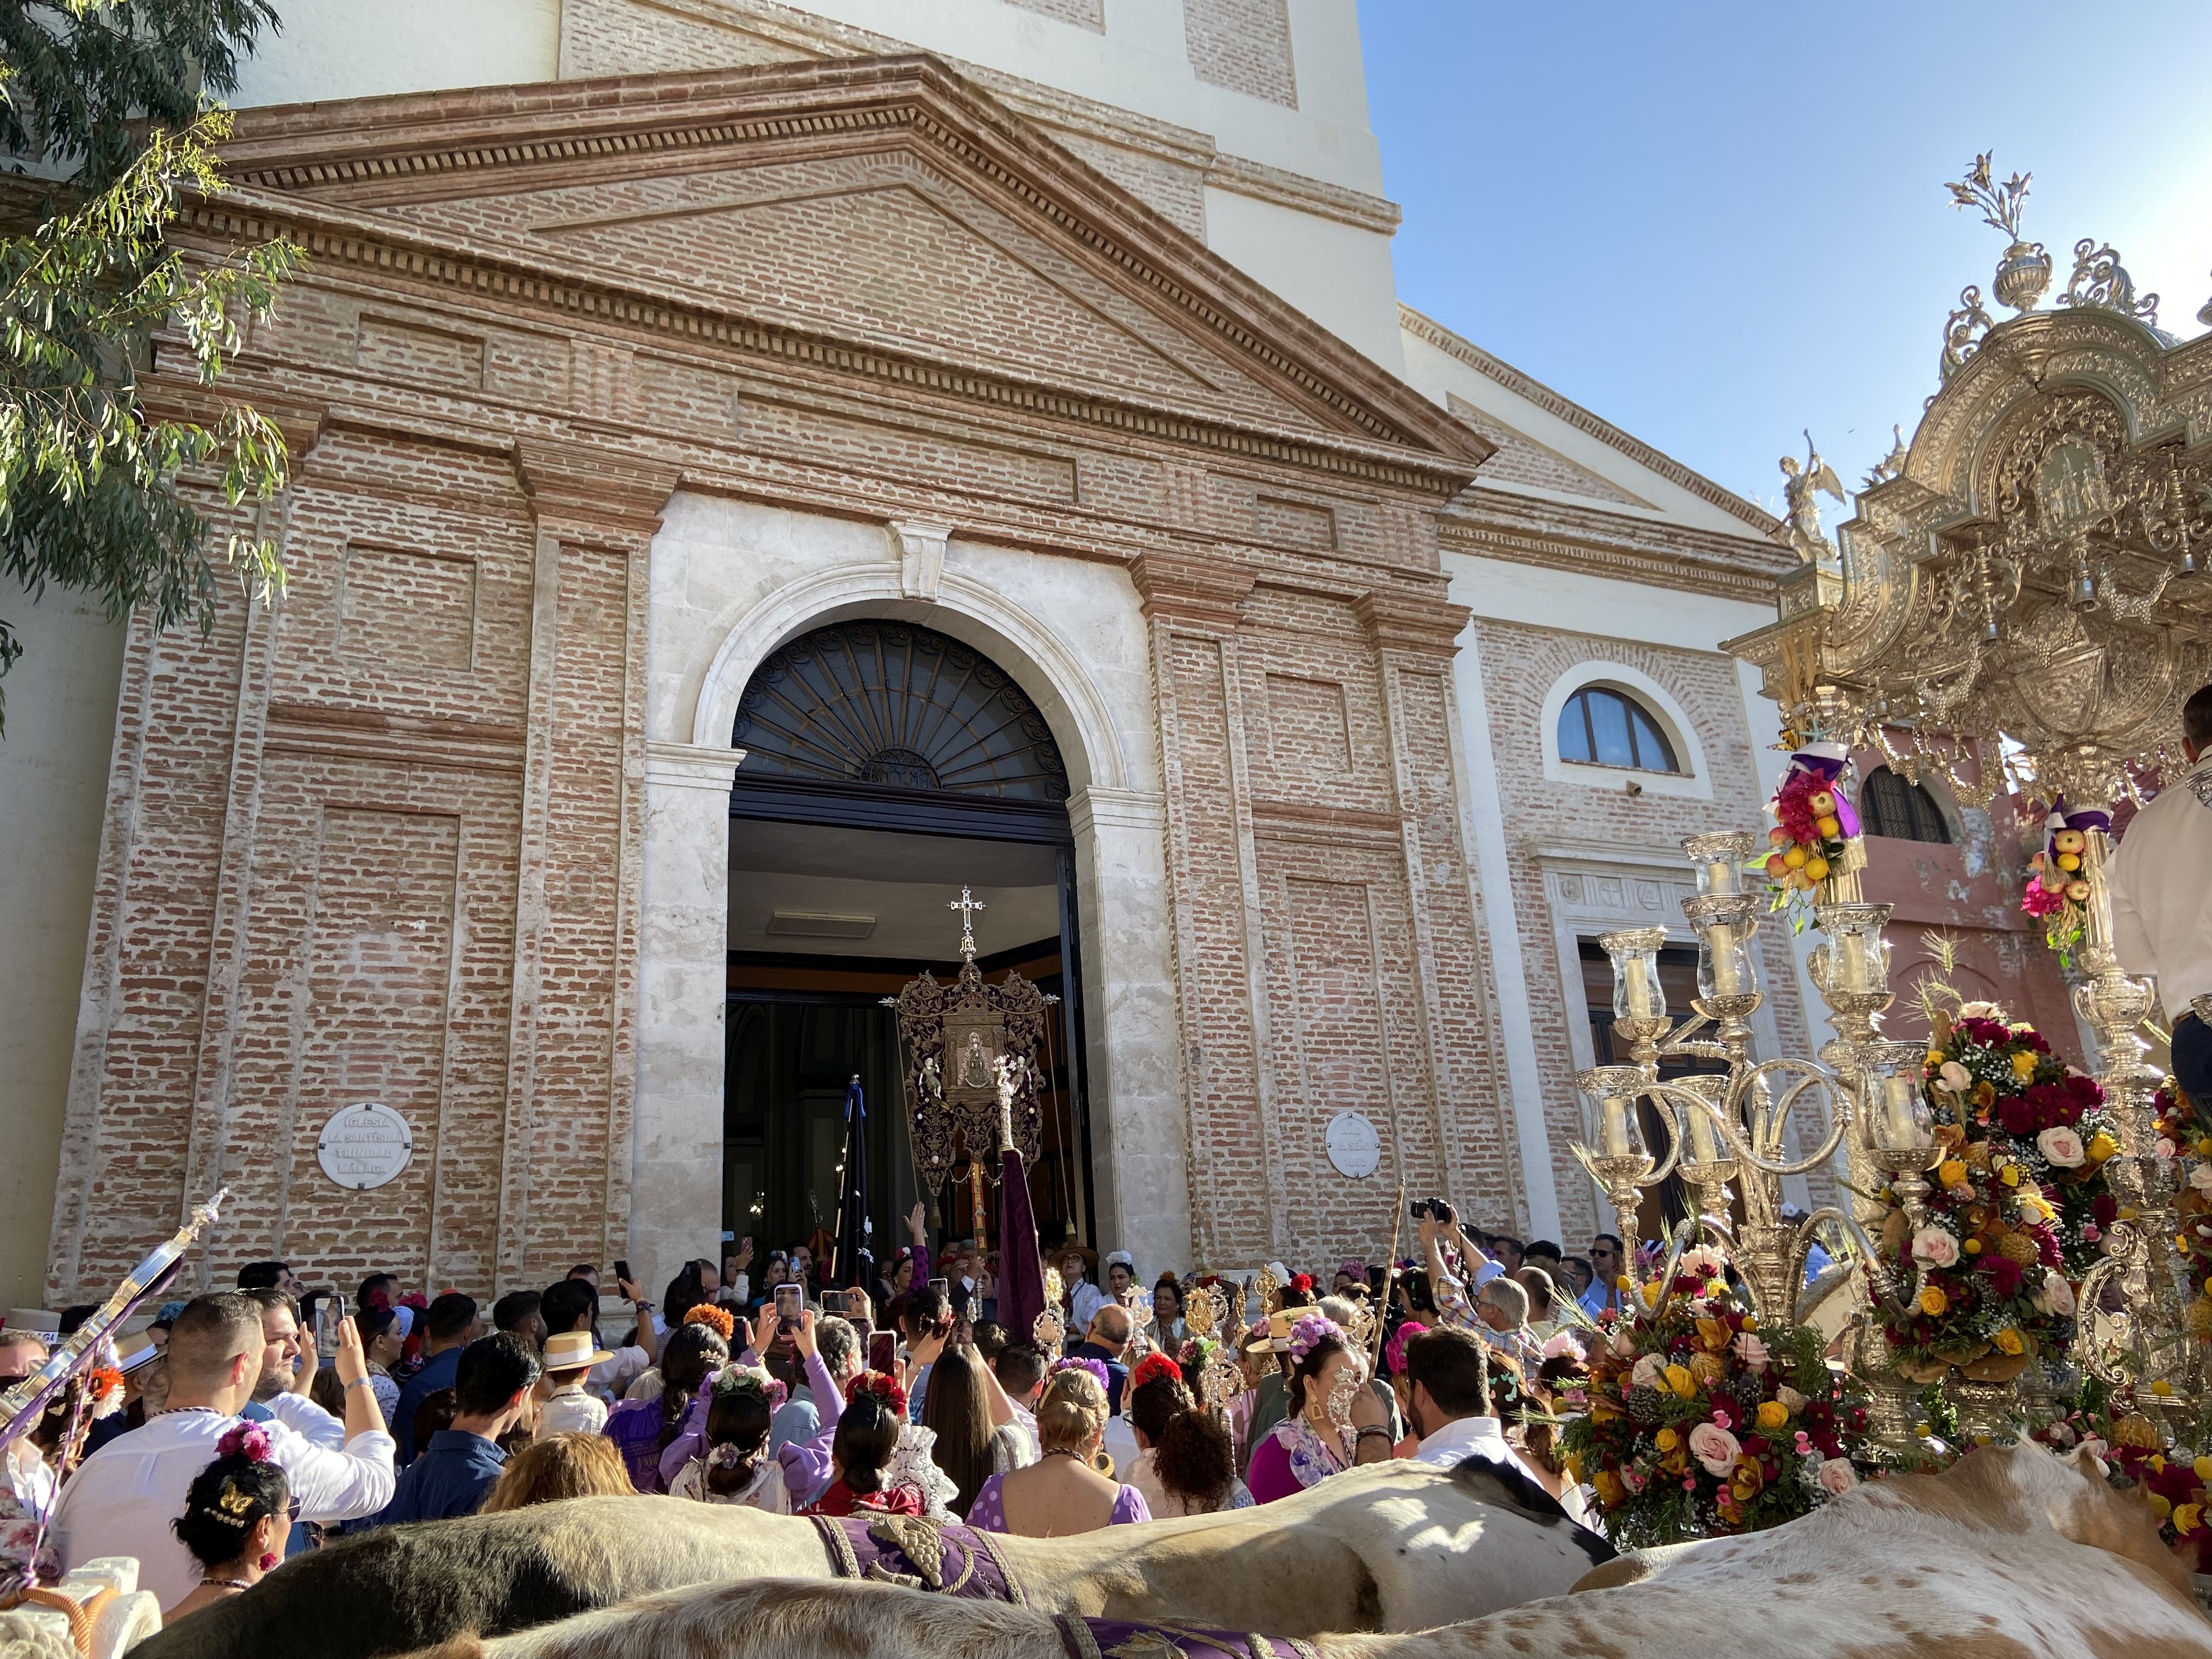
[1372,1175,1406,1374]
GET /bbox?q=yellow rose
[2197,1137,2212,1158]
[2194,1455,2212,1483]
[2011,1051,2038,1080]
[1924,1050,1944,1068]
[2177,1504,2205,1537]
[1593,1470,1624,1508]
[1918,1285,1949,1317]
[1662,1363,1696,1399]
[2086,1133,2117,1163]
[1756,1400,1791,1431]
[1656,1426,1680,1453]
[1993,1328,2024,1356]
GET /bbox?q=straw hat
[114,1330,160,1374]
[542,1330,614,1371]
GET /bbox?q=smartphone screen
[867,1330,897,1373]
[928,1277,949,1301]
[775,1284,802,1328]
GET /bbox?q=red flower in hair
[844,1368,909,1418]
[1289,1273,1315,1294]
[1131,1352,1183,1392]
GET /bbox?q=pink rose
[1733,1331,1770,1370]
[2190,1165,2212,1194]
[2037,1126,2085,1169]
[1911,1226,1961,1269]
[2032,1270,2075,1317]
[1816,1457,1859,1496]
[1938,1060,1972,1092]
[1688,1421,1741,1477]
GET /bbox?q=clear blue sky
[1359,3,2212,516]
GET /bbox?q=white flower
[2032,1272,2076,1317]
[1938,1060,1972,1092]
[2190,1165,2212,1194]
[1734,1331,1771,1370]
[2037,1126,2086,1168]
[1776,1384,1809,1413]
[1911,1226,1961,1269]
[1959,1001,2002,1020]
[2044,1420,2077,1447]
[1679,1246,1725,1279]
[1630,1353,1666,1390]
[1688,1421,1741,1476]
[1816,1457,1860,1496]
[1610,1329,1639,1358]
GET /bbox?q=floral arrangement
[1927,1006,2118,1277]
[1288,1273,1316,1296]
[85,1364,125,1413]
[682,1303,737,1341]
[711,1363,786,1413]
[843,1369,907,1417]
[1050,1355,1113,1394]
[2170,1142,2212,1345]
[1286,1313,1343,1365]
[2035,1381,2212,1569]
[1867,1010,2093,1382]
[217,1422,275,1463]
[2019,803,2106,961]
[1561,1249,1868,1547]
[1756,744,1857,929]
[1383,1319,1427,1378]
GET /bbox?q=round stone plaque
[317,1101,414,1191]
[1324,1110,1381,1180]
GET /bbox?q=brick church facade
[16,2,2021,1311]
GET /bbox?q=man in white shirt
[1399,1324,1517,1473]
[540,1277,657,1405]
[2113,684,2212,1114]
[52,1293,394,1612]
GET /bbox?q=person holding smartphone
[897,1284,953,1425]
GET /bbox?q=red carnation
[1978,1253,2024,1297]
[2092,1193,2119,1228]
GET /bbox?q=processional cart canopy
[887,887,1054,1195]
[1720,152,2212,1426]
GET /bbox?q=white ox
[404,1446,2212,1659]
[140,1460,1604,1656]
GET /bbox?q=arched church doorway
[724,619,1093,1281]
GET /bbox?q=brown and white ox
[139,1460,1605,1657]
[400,1446,2212,1659]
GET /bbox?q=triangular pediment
[214,56,1488,482]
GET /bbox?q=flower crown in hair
[1049,1355,1111,1393]
[1130,1352,1182,1393]
[683,1304,737,1341]
[217,1424,273,1463]
[844,1369,908,1417]
[1286,1313,1342,1365]
[712,1363,787,1413]
[1383,1319,1427,1378]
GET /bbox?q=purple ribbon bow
[1786,741,1862,838]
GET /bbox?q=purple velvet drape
[997,1148,1046,1346]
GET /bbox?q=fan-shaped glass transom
[734,622,1069,802]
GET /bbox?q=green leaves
[0,0,294,732]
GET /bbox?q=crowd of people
[1,1199,1629,1623]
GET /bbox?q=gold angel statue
[1779,431,1846,565]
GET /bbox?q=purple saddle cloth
[1057,1619,1322,1659]
[809,1513,1025,1602]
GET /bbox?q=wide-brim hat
[543,1330,614,1370]
[1240,1321,1277,1356]
[1047,1237,1097,1267]
[114,1330,159,1374]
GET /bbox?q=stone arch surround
[632,495,1187,1285]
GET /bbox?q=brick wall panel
[1184,0,1298,106]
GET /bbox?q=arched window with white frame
[1558,685,1681,774]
